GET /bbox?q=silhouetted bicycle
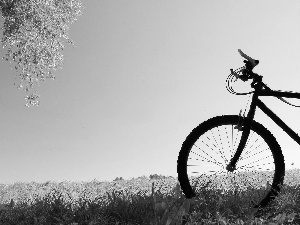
[177,49,300,209]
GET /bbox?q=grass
[0,170,300,224]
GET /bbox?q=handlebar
[227,51,300,107]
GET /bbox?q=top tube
[248,74,300,100]
[258,89,300,99]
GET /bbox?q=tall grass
[0,170,300,224]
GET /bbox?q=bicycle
[177,49,300,209]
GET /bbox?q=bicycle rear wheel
[177,115,285,208]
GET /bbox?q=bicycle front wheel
[177,115,285,208]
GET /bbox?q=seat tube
[227,92,259,171]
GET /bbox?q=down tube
[257,99,300,145]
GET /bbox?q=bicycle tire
[177,115,285,208]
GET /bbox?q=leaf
[181,199,190,214]
[161,201,167,210]
[287,212,296,222]
[154,202,161,211]
[219,219,227,225]
[274,213,286,223]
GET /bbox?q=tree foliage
[113,177,124,181]
[149,174,169,180]
[0,0,83,106]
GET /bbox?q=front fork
[226,92,259,172]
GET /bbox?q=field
[0,170,300,224]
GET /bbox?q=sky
[0,0,300,183]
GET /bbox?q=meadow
[0,170,300,224]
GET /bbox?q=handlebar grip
[238,49,259,67]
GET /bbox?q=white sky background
[0,0,300,183]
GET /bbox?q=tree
[149,174,168,180]
[0,0,83,106]
[113,177,124,181]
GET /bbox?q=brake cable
[277,96,300,108]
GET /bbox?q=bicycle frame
[227,87,300,172]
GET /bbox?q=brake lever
[230,68,249,81]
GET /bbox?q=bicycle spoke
[193,140,224,166]
[240,147,269,163]
[210,129,228,163]
[238,155,272,170]
[188,151,222,167]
